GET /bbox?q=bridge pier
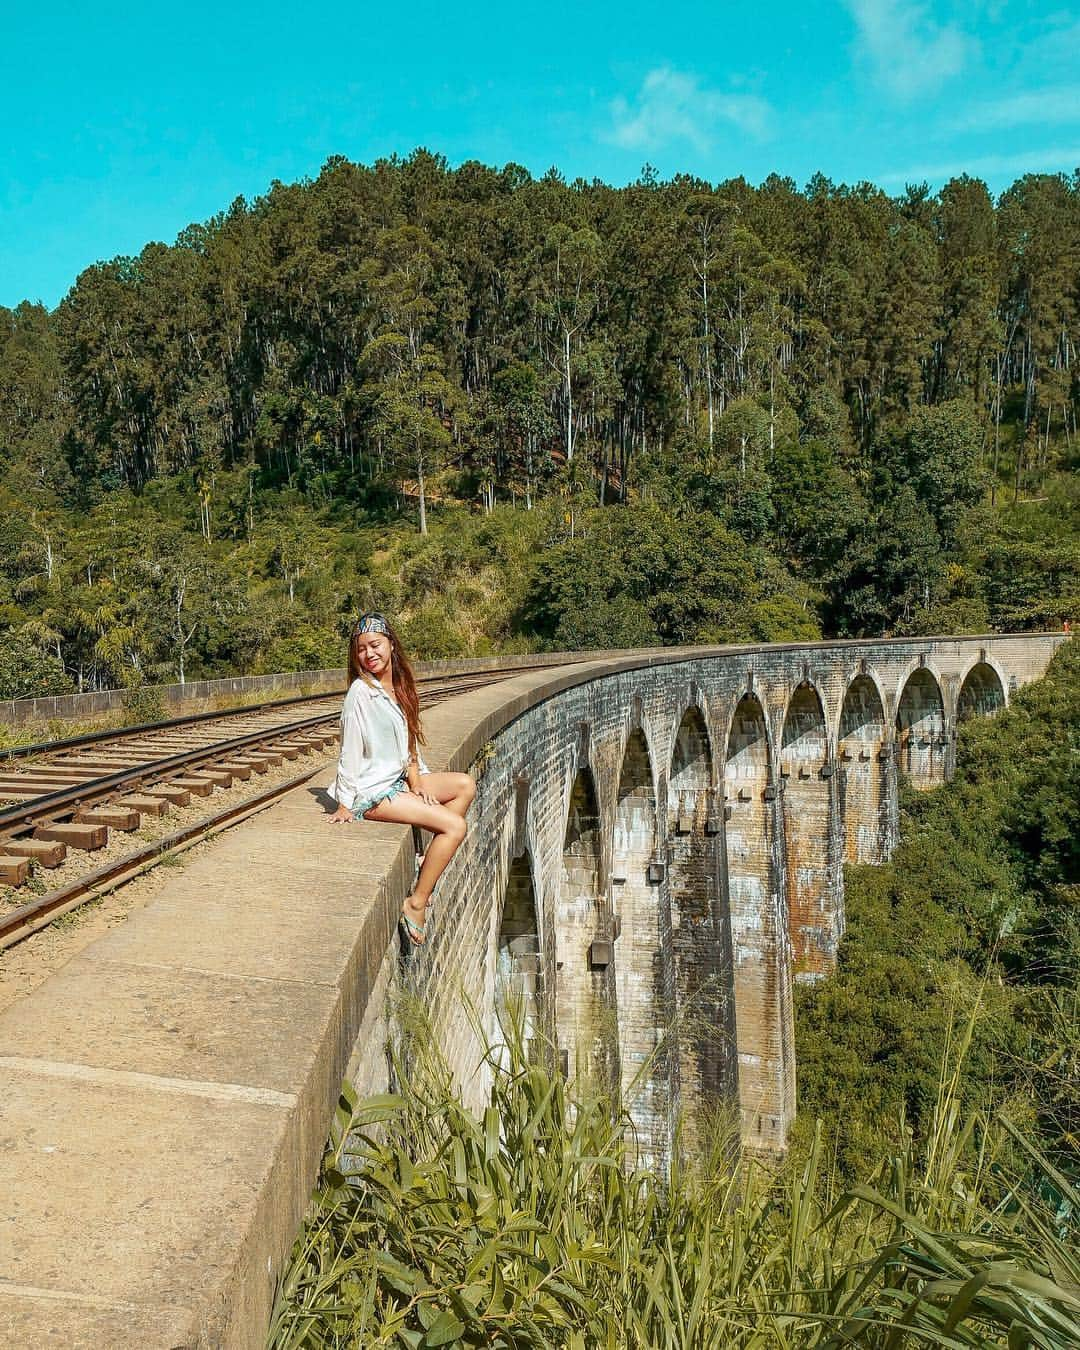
[780,682,840,982]
[723,691,795,1153]
[667,706,738,1158]
[556,767,619,1094]
[612,730,674,1169]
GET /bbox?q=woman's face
[355,632,392,678]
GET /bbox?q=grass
[0,676,342,751]
[269,1001,1080,1349]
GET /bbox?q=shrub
[271,1010,1080,1348]
[120,682,166,726]
[0,630,73,700]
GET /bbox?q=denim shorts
[352,774,408,818]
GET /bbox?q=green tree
[874,400,986,546]
[0,629,73,699]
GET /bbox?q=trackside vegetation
[270,1016,1079,1347]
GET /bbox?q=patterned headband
[353,613,390,637]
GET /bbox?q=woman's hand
[328,804,356,824]
[405,787,439,807]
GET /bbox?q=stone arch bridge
[0,634,1066,1347]
[355,633,1065,1162]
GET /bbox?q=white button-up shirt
[331,676,429,811]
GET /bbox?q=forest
[1,151,1078,697]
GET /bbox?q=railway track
[0,665,544,950]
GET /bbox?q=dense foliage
[1,153,1079,693]
[796,641,1080,1177]
[272,1012,1080,1347]
[0,629,73,700]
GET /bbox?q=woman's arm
[404,736,440,804]
[404,748,422,794]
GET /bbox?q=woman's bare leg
[362,792,467,942]
[417,770,476,819]
[409,773,476,884]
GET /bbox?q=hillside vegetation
[1,154,1079,697]
[797,640,1079,1178]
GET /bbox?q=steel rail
[0,764,324,949]
[0,711,337,839]
[0,663,552,948]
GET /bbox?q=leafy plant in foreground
[270,1005,1080,1348]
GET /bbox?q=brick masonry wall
[346,634,1067,1159]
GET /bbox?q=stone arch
[957,660,1007,722]
[668,706,738,1149]
[612,729,671,1168]
[614,703,662,787]
[670,705,712,804]
[779,683,838,982]
[839,672,888,743]
[556,766,617,1092]
[603,707,664,883]
[724,690,773,783]
[781,682,827,761]
[896,667,947,789]
[492,851,543,1067]
[668,682,720,783]
[837,674,889,865]
[723,693,794,1152]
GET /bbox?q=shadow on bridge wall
[352,635,1060,1166]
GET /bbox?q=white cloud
[956,87,1080,132]
[845,0,976,99]
[608,67,772,155]
[877,145,1080,186]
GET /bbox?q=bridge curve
[0,634,1065,1347]
[372,634,1062,1163]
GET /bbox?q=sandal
[399,910,426,947]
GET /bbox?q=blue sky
[2,0,1078,309]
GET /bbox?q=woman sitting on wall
[328,613,475,945]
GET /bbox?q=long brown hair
[348,615,426,752]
